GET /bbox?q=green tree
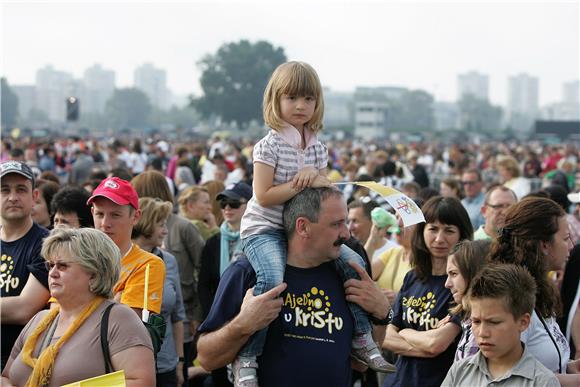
[104,88,152,128]
[191,40,286,126]
[458,94,503,132]
[1,78,19,128]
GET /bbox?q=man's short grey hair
[41,227,121,298]
[283,187,344,237]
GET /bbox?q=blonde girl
[235,62,392,386]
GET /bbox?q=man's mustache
[333,237,348,246]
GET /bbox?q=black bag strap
[100,303,116,374]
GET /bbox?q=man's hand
[344,261,390,320]
[235,283,287,335]
[291,167,319,190]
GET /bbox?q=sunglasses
[219,200,245,209]
[44,260,77,271]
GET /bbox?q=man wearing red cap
[88,177,165,315]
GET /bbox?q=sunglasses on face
[44,260,76,271]
[219,200,244,209]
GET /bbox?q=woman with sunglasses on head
[382,196,473,387]
[1,228,154,387]
[488,196,580,386]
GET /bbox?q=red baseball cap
[87,177,139,210]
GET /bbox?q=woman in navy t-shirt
[383,196,473,387]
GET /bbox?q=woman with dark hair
[383,196,473,387]
[488,197,579,384]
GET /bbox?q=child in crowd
[235,61,392,386]
[442,264,559,386]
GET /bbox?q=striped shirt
[240,125,328,238]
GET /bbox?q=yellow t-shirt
[114,243,166,314]
[375,246,412,291]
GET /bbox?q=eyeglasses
[219,200,245,209]
[486,203,511,210]
[44,260,77,271]
[461,181,478,186]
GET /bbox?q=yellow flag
[61,370,126,387]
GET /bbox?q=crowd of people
[1,60,580,387]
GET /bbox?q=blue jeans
[240,230,287,357]
[335,244,372,335]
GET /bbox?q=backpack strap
[100,303,116,374]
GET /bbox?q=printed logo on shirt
[283,286,344,335]
[402,291,440,329]
[0,254,19,292]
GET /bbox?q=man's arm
[0,274,49,324]
[197,283,287,371]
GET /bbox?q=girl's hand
[292,167,319,190]
[436,314,452,328]
[311,175,332,188]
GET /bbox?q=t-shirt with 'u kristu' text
[385,270,460,387]
[1,223,49,369]
[199,257,353,387]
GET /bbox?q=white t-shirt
[521,311,570,373]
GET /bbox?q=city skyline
[2,1,578,107]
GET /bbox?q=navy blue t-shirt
[383,270,460,387]
[199,258,353,387]
[1,223,49,369]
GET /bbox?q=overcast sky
[1,0,578,106]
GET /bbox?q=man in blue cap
[0,160,50,369]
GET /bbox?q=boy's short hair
[467,264,536,319]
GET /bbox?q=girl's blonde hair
[263,61,324,132]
